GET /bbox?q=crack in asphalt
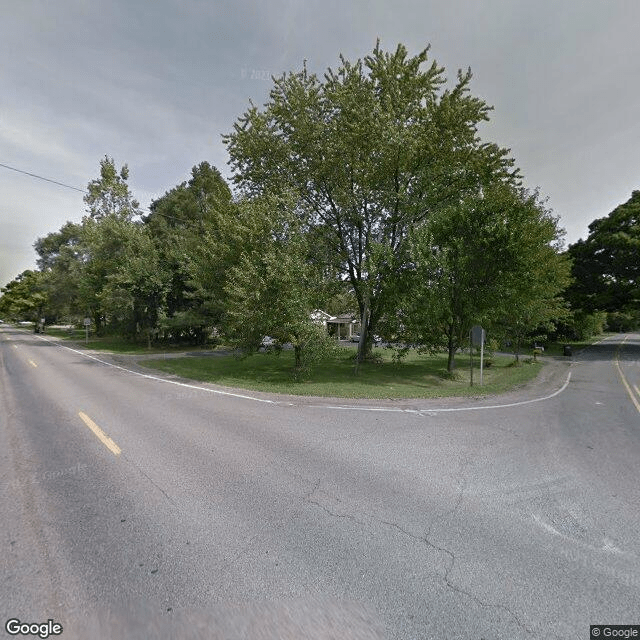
[124,454,180,510]
[303,479,369,528]
[423,452,473,543]
[380,518,535,638]
[304,468,535,638]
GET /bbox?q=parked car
[350,333,382,345]
[260,336,276,349]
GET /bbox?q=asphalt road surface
[1,326,639,639]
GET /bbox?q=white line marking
[27,331,572,414]
[308,372,572,414]
[31,333,277,405]
[532,513,626,557]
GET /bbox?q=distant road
[1,327,638,639]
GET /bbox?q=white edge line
[308,372,572,414]
[26,330,571,414]
[30,333,277,405]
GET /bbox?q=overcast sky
[1,0,639,286]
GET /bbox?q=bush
[606,311,638,333]
[568,310,607,340]
[290,325,340,381]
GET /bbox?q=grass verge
[541,333,614,356]
[38,327,220,355]
[139,346,544,399]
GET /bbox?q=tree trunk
[294,345,302,369]
[93,312,102,336]
[447,326,456,372]
[357,301,370,364]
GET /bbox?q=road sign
[83,318,91,326]
[471,325,485,346]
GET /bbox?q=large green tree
[33,221,84,322]
[145,162,237,343]
[224,42,518,362]
[223,193,337,375]
[393,185,570,370]
[567,190,640,314]
[76,157,143,333]
[0,270,48,323]
[99,224,168,344]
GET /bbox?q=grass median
[139,346,544,399]
[42,327,217,355]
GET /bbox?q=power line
[0,162,87,193]
[0,161,191,225]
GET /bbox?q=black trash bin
[563,345,572,356]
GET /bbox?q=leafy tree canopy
[0,270,48,322]
[567,190,640,313]
[393,185,570,369]
[84,155,140,221]
[224,41,519,361]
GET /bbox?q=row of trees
[1,43,578,371]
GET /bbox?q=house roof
[327,313,357,324]
[310,309,333,321]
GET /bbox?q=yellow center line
[614,337,640,415]
[78,411,122,456]
[28,359,38,368]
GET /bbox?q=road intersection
[1,327,638,639]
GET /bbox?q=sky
[1,0,639,286]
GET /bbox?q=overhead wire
[0,161,192,225]
[0,162,86,193]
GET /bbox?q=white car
[350,334,382,345]
[260,336,276,349]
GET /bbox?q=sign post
[83,317,91,345]
[470,325,486,386]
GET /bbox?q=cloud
[1,0,639,286]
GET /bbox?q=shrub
[569,310,607,340]
[606,311,638,332]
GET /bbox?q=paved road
[1,327,638,639]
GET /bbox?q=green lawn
[541,334,614,356]
[139,346,544,399]
[40,327,219,355]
